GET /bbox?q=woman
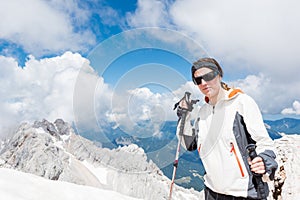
[177,57,277,199]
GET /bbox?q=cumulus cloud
[281,101,300,115]
[0,0,96,57]
[105,87,178,137]
[227,73,299,115]
[126,0,173,28]
[0,52,92,137]
[169,0,300,78]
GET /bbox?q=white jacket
[177,88,277,198]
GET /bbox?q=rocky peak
[54,119,71,135]
[0,120,70,180]
[33,118,71,139]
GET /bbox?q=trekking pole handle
[174,92,199,112]
[246,144,267,200]
[246,144,257,160]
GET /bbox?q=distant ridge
[264,118,300,135]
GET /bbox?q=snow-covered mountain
[0,119,299,200]
[0,119,203,200]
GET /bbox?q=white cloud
[0,52,95,137]
[228,73,300,115]
[0,0,96,56]
[105,87,176,137]
[97,5,123,27]
[126,0,172,28]
[281,101,300,115]
[169,0,300,77]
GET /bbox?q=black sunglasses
[193,71,219,85]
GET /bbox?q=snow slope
[0,168,140,200]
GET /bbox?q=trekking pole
[246,144,267,200]
[169,92,198,200]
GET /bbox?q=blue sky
[1,0,300,136]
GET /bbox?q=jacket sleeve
[241,94,278,181]
[259,150,278,181]
[176,108,198,151]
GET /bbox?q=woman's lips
[202,87,209,92]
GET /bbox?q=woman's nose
[200,79,207,85]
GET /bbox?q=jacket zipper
[198,144,201,154]
[230,142,245,177]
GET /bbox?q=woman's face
[194,67,221,100]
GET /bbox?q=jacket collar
[204,88,243,104]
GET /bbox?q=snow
[35,127,46,134]
[273,134,300,200]
[81,160,108,185]
[0,168,141,200]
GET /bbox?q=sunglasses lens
[203,71,217,81]
[194,76,202,85]
[194,71,218,85]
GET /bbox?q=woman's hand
[179,100,188,110]
[249,156,265,174]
